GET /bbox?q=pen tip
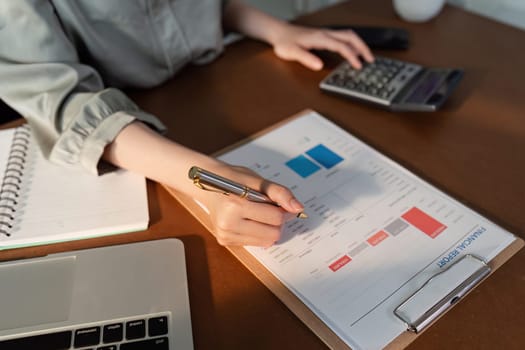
[297,212,308,219]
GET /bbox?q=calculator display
[405,71,444,104]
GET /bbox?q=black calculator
[319,56,463,112]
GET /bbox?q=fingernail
[290,198,304,211]
[312,61,323,70]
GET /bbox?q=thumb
[275,45,323,71]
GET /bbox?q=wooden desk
[2,0,524,349]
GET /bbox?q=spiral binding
[1,125,31,237]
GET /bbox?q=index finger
[329,30,374,63]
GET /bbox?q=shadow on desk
[0,99,21,124]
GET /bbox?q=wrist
[263,20,293,46]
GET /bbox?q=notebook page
[218,111,516,350]
[0,127,148,249]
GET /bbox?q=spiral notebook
[0,125,149,250]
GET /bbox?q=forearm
[102,121,222,200]
[223,0,290,45]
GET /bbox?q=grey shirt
[0,0,226,174]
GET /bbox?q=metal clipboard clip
[394,254,491,333]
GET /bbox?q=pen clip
[192,176,231,196]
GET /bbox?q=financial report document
[218,111,517,350]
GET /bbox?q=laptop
[0,239,193,350]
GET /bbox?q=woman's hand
[223,1,373,71]
[195,164,305,247]
[104,122,304,248]
[269,24,374,71]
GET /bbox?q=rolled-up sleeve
[0,0,165,174]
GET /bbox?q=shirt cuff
[49,88,166,175]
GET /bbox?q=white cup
[393,0,446,22]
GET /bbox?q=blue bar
[306,144,344,169]
[286,155,321,178]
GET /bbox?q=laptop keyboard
[0,313,170,350]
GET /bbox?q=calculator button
[320,56,422,105]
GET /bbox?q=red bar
[367,230,389,246]
[402,207,447,238]
[329,255,352,272]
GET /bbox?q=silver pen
[188,166,307,218]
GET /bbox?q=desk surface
[2,0,524,349]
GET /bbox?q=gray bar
[385,218,409,236]
[349,242,369,257]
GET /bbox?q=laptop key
[74,326,101,348]
[0,330,72,350]
[97,345,117,350]
[125,319,146,340]
[120,337,169,350]
[103,323,123,343]
[148,316,168,337]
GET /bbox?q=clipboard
[163,109,524,349]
